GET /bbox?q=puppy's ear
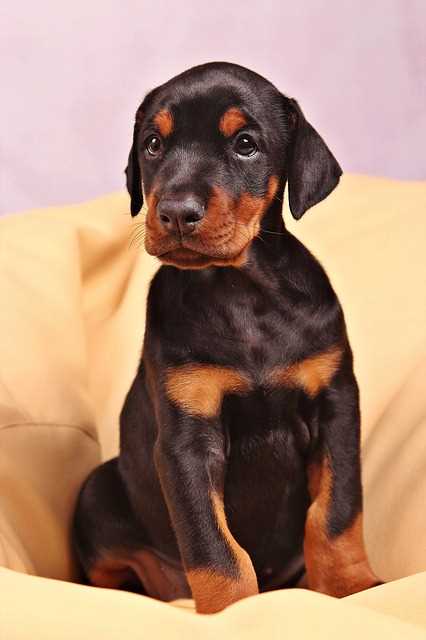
[285,98,342,220]
[125,116,143,216]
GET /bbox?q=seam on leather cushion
[0,422,99,443]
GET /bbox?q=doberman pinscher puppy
[73,62,381,614]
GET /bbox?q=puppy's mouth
[143,178,279,269]
[158,244,249,269]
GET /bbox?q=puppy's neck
[260,194,287,235]
[246,197,290,264]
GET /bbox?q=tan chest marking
[165,347,341,419]
[165,364,251,418]
[268,346,343,397]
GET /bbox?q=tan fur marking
[268,346,343,397]
[89,548,190,601]
[154,109,173,137]
[210,491,255,574]
[165,364,251,417]
[219,107,247,137]
[144,176,279,269]
[304,457,380,597]
[89,563,134,590]
[159,246,249,270]
[187,491,258,613]
[146,190,158,213]
[187,567,257,614]
[266,175,279,202]
[203,175,280,264]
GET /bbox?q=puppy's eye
[145,135,162,156]
[234,134,258,157]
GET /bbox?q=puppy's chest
[164,295,342,419]
[194,285,298,368]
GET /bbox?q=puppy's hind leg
[73,457,150,594]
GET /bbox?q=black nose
[157,195,205,235]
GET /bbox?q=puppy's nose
[157,195,205,235]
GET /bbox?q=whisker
[234,220,269,246]
[130,218,146,229]
[129,232,145,245]
[129,224,144,234]
[232,223,269,252]
[130,225,146,236]
[129,223,146,237]
[129,230,146,248]
[233,222,251,243]
[256,232,268,247]
[129,238,139,249]
[259,228,286,236]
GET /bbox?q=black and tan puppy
[73,62,381,614]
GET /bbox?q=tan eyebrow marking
[219,107,247,137]
[165,364,251,417]
[267,346,343,397]
[153,109,173,137]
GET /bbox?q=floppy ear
[125,119,144,216]
[286,98,342,220]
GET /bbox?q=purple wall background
[1,1,425,215]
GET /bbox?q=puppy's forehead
[147,89,253,130]
[142,72,282,137]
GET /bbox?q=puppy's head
[126,62,341,269]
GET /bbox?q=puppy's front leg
[154,363,258,614]
[304,351,382,596]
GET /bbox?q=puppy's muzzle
[157,194,205,236]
